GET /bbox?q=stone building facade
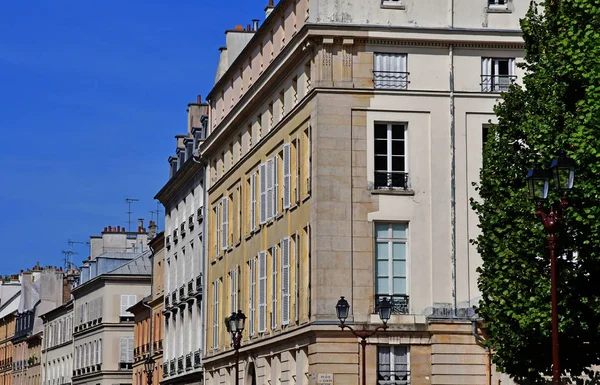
[0,275,21,385]
[200,0,525,384]
[40,302,74,385]
[155,98,208,385]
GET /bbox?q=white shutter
[258,251,267,333]
[128,337,134,363]
[307,125,312,194]
[120,295,128,316]
[282,238,290,325]
[271,246,278,329]
[215,204,220,256]
[283,143,291,209]
[250,173,257,231]
[234,267,239,313]
[98,339,102,364]
[221,197,228,250]
[249,258,256,336]
[213,280,219,348]
[295,135,299,203]
[273,155,279,216]
[259,163,267,224]
[98,298,103,320]
[266,158,274,220]
[482,58,492,91]
[294,233,299,323]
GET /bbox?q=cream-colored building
[41,302,74,385]
[155,97,207,385]
[200,0,525,384]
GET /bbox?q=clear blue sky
[0,0,266,275]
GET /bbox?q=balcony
[185,354,192,371]
[162,363,168,378]
[193,350,201,368]
[171,291,178,306]
[165,296,170,308]
[177,357,184,373]
[188,215,194,230]
[179,285,186,301]
[481,74,516,92]
[188,280,194,295]
[166,236,171,250]
[373,71,409,90]
[169,360,175,376]
[197,207,203,224]
[375,294,409,315]
[173,230,178,244]
[180,223,186,238]
[194,275,202,298]
[374,172,409,191]
[377,370,410,385]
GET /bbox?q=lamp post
[526,150,575,385]
[143,355,155,385]
[226,310,246,385]
[335,296,392,385]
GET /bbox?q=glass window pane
[375,224,389,239]
[376,278,389,294]
[375,156,388,171]
[375,140,388,155]
[392,223,407,238]
[497,59,509,75]
[391,125,404,140]
[391,140,405,156]
[375,124,388,139]
[392,242,406,260]
[378,260,389,276]
[376,242,389,259]
[393,277,406,294]
[392,156,405,172]
[393,260,406,277]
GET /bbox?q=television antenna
[125,197,139,232]
[61,250,76,270]
[149,201,162,231]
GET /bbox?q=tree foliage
[472,0,600,383]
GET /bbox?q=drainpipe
[141,245,155,380]
[449,43,458,317]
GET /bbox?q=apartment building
[71,226,151,385]
[40,302,74,385]
[130,228,165,385]
[155,98,208,385]
[0,275,21,385]
[200,0,525,384]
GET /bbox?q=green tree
[472,0,600,383]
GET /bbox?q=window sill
[370,189,415,196]
[381,1,406,9]
[302,194,310,203]
[486,6,511,13]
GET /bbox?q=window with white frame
[381,0,405,8]
[229,267,238,314]
[377,346,409,385]
[221,196,228,250]
[258,251,267,333]
[213,279,220,349]
[248,257,256,336]
[375,223,409,314]
[281,237,291,325]
[119,295,136,322]
[270,246,278,329]
[488,0,508,8]
[374,123,408,190]
[374,53,408,89]
[481,58,516,92]
[259,155,279,224]
[119,336,134,366]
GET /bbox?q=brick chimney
[265,0,275,18]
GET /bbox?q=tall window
[375,223,408,314]
[212,279,220,349]
[481,58,516,92]
[373,53,408,89]
[377,346,409,385]
[119,295,137,322]
[258,251,267,333]
[271,246,278,329]
[374,123,407,190]
[248,258,256,336]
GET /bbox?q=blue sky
[0,0,266,275]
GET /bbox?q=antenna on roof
[149,201,162,231]
[62,250,76,270]
[125,197,139,232]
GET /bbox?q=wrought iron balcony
[162,362,168,378]
[180,223,186,238]
[188,215,194,230]
[481,74,517,92]
[377,370,410,385]
[185,354,192,371]
[193,350,201,368]
[179,285,186,300]
[171,291,177,305]
[197,207,203,224]
[188,280,194,295]
[375,294,409,315]
[177,357,184,373]
[194,275,202,297]
[374,171,409,190]
[373,71,409,90]
[165,296,170,308]
[169,359,175,376]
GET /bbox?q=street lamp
[226,310,246,385]
[143,355,155,385]
[526,150,575,385]
[335,296,392,385]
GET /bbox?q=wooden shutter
[282,238,290,325]
[258,251,267,333]
[283,143,291,209]
[120,296,128,316]
[294,233,299,323]
[221,197,228,250]
[271,246,277,329]
[250,173,257,231]
[295,135,300,203]
[259,163,267,224]
[273,155,279,216]
[248,258,256,336]
[266,158,274,220]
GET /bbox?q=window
[119,295,136,321]
[377,346,409,385]
[249,172,258,232]
[229,267,238,314]
[283,143,292,209]
[374,53,408,89]
[258,251,267,333]
[248,258,256,336]
[221,196,228,250]
[304,62,311,93]
[271,246,278,329]
[281,238,291,325]
[214,204,220,257]
[381,0,405,8]
[292,77,298,105]
[481,58,515,92]
[374,123,407,190]
[119,337,134,366]
[488,0,507,8]
[375,223,409,314]
[213,279,220,349]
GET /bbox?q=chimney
[197,95,202,104]
[234,25,244,31]
[265,0,275,18]
[148,221,158,240]
[103,227,107,232]
[252,19,260,31]
[247,24,251,31]
[108,226,112,232]
[117,226,121,232]
[122,227,126,233]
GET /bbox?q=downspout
[141,245,155,378]
[201,164,207,379]
[449,43,458,317]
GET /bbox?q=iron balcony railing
[169,359,175,376]
[177,357,184,373]
[185,354,192,370]
[171,292,177,305]
[194,275,202,297]
[374,171,409,190]
[373,71,409,90]
[481,75,517,92]
[375,294,409,315]
[179,286,186,300]
[193,350,201,368]
[188,280,194,295]
[377,370,410,385]
[162,362,168,378]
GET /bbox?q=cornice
[154,159,203,207]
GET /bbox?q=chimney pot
[122,227,126,233]
[197,95,202,104]
[252,19,260,31]
[108,226,112,232]
[117,226,121,232]
[103,227,107,232]
[234,25,244,31]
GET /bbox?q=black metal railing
[374,172,409,190]
[377,370,410,385]
[171,292,177,305]
[193,350,201,368]
[177,357,184,373]
[162,363,168,377]
[185,354,192,370]
[165,296,170,308]
[194,275,202,297]
[375,294,409,315]
[188,280,194,295]
[169,360,175,376]
[481,75,517,92]
[179,286,185,300]
[373,71,409,90]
